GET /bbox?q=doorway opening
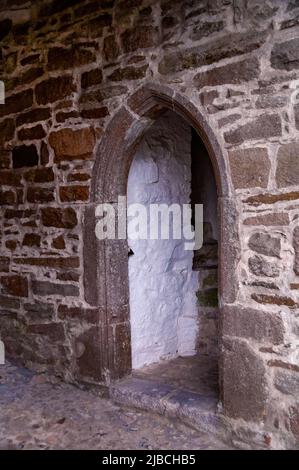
[126,110,219,399]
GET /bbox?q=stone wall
[0,0,299,449]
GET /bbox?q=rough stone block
[293,227,299,276]
[41,207,77,228]
[17,125,46,141]
[276,143,299,188]
[49,128,96,162]
[0,274,28,297]
[224,114,281,144]
[222,304,285,345]
[12,144,38,169]
[228,148,270,189]
[27,187,55,203]
[59,185,89,202]
[35,76,76,105]
[248,233,281,258]
[195,57,260,87]
[248,255,279,277]
[32,280,79,297]
[271,38,299,71]
[222,338,268,421]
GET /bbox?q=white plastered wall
[127,111,199,370]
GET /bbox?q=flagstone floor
[0,360,231,450]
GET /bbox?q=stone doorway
[109,107,221,431]
[86,84,238,423]
[127,110,219,379]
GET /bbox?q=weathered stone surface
[0,295,20,310]
[295,103,299,131]
[81,69,103,89]
[80,107,109,119]
[0,89,33,118]
[293,227,299,276]
[52,235,65,250]
[104,35,120,61]
[0,190,16,205]
[268,359,299,372]
[24,301,55,321]
[48,46,96,71]
[289,406,299,443]
[191,20,224,40]
[251,293,297,308]
[49,128,96,162]
[4,209,35,219]
[22,233,41,247]
[256,95,287,109]
[0,257,10,272]
[274,370,299,395]
[276,143,299,188]
[121,26,157,53]
[108,65,148,81]
[244,191,299,205]
[57,304,98,324]
[59,185,89,202]
[32,280,79,297]
[224,114,281,144]
[219,197,240,304]
[244,212,289,226]
[248,233,281,258]
[19,67,44,86]
[248,255,279,277]
[0,274,28,297]
[0,119,15,146]
[17,125,46,141]
[0,151,11,170]
[14,257,79,269]
[218,114,241,128]
[56,110,80,122]
[159,32,266,74]
[41,207,77,228]
[5,240,17,250]
[67,173,90,182]
[12,144,38,169]
[228,148,270,189]
[27,187,55,203]
[74,326,103,381]
[222,338,268,421]
[0,18,12,41]
[20,53,40,66]
[271,38,299,71]
[222,305,285,345]
[35,76,76,105]
[57,271,80,282]
[27,323,65,342]
[24,168,54,183]
[0,171,22,186]
[195,58,260,87]
[16,108,51,127]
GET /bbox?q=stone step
[110,377,228,440]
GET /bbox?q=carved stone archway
[83,83,239,400]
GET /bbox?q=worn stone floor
[0,360,230,450]
[134,355,219,397]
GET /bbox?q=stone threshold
[110,376,228,440]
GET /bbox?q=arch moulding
[82,83,240,395]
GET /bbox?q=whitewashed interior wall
[127,111,198,369]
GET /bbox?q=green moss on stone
[197,288,218,307]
